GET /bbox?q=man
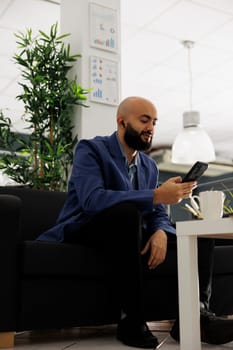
[37,96,233,348]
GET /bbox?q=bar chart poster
[89,3,118,53]
[90,56,119,106]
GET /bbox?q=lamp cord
[187,45,193,111]
[183,40,194,111]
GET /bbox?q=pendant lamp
[171,40,216,164]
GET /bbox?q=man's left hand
[141,229,167,269]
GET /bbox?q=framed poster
[90,56,119,106]
[89,3,118,53]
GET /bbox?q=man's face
[124,122,153,151]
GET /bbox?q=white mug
[190,190,225,219]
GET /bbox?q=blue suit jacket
[37,132,176,242]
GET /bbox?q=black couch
[0,186,233,347]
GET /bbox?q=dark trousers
[64,202,214,322]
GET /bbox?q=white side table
[176,217,233,350]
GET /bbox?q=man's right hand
[153,176,197,205]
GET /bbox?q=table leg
[177,235,201,350]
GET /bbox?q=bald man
[37,96,233,348]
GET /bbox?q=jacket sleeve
[146,203,176,235]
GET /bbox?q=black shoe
[170,309,233,345]
[117,317,159,348]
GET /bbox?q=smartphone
[182,161,208,183]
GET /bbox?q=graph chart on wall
[90,56,119,106]
[89,3,118,53]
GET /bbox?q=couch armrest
[0,194,21,331]
[0,194,21,238]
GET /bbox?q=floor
[12,321,233,349]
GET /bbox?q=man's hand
[141,229,167,269]
[153,176,196,205]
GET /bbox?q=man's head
[117,96,157,151]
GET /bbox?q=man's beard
[124,123,153,151]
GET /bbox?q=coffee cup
[190,190,225,219]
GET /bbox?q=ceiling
[1,0,233,164]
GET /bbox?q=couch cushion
[21,241,111,278]
[0,186,66,240]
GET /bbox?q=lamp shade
[171,111,216,164]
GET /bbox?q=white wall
[60,0,121,141]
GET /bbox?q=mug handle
[190,195,200,212]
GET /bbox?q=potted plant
[0,23,89,191]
